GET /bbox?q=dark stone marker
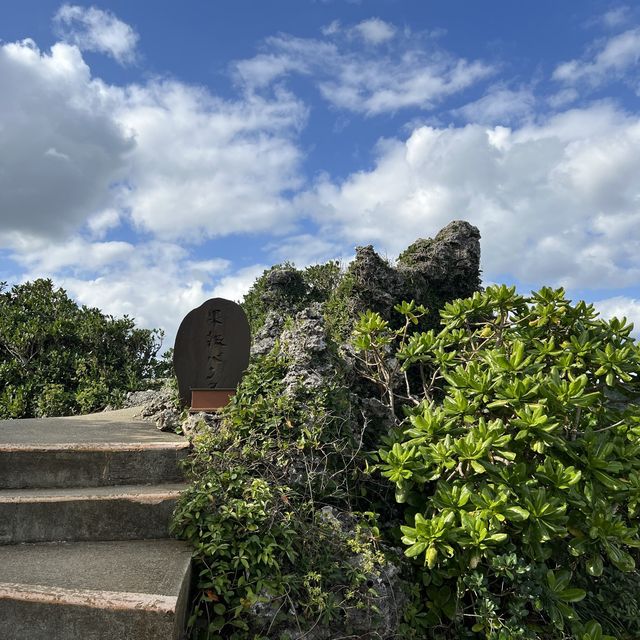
[173,298,251,407]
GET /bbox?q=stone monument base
[190,389,234,412]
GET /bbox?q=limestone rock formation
[136,220,483,639]
[397,219,482,308]
[341,220,481,331]
[343,244,404,321]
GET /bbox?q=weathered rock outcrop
[260,267,307,311]
[342,245,404,322]
[138,220,482,639]
[344,220,481,328]
[254,220,481,354]
[397,219,481,309]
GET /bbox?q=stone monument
[173,298,250,410]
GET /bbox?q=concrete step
[0,408,189,489]
[0,539,192,640]
[0,484,187,544]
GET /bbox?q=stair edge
[0,582,179,613]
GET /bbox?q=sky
[2,1,640,348]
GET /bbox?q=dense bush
[0,278,163,418]
[241,261,342,335]
[172,313,399,639]
[353,286,640,639]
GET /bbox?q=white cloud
[321,20,341,37]
[87,208,121,238]
[0,39,133,238]
[234,50,310,89]
[0,37,308,243]
[547,88,579,109]
[553,27,640,87]
[54,4,139,65]
[301,102,640,290]
[185,258,231,280]
[5,14,640,352]
[212,264,269,303]
[601,7,631,29]
[235,28,493,115]
[0,30,310,348]
[266,233,344,266]
[353,18,396,45]
[455,86,536,124]
[9,232,259,348]
[114,81,307,240]
[60,269,210,350]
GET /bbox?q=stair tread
[0,407,187,449]
[0,483,188,502]
[0,539,191,600]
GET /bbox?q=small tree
[353,285,640,639]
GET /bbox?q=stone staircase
[0,407,192,640]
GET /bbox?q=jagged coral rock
[344,245,403,321]
[280,303,331,394]
[128,382,182,432]
[261,266,307,312]
[398,219,481,306]
[251,310,285,357]
[338,221,481,332]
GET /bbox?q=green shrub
[241,261,342,335]
[353,286,640,639]
[574,565,640,639]
[36,383,72,417]
[0,279,163,417]
[173,342,392,639]
[75,378,116,414]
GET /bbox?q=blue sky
[2,1,640,347]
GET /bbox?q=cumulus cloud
[8,232,261,348]
[300,102,640,290]
[0,39,133,238]
[553,27,640,87]
[235,26,493,115]
[86,208,121,239]
[114,81,307,240]
[53,4,139,64]
[0,37,308,243]
[0,27,309,343]
[56,248,217,346]
[211,265,269,302]
[266,233,344,266]
[352,18,396,44]
[6,234,135,274]
[4,12,640,349]
[185,258,232,280]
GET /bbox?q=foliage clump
[353,285,640,639]
[241,262,342,335]
[173,310,399,639]
[0,278,163,417]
